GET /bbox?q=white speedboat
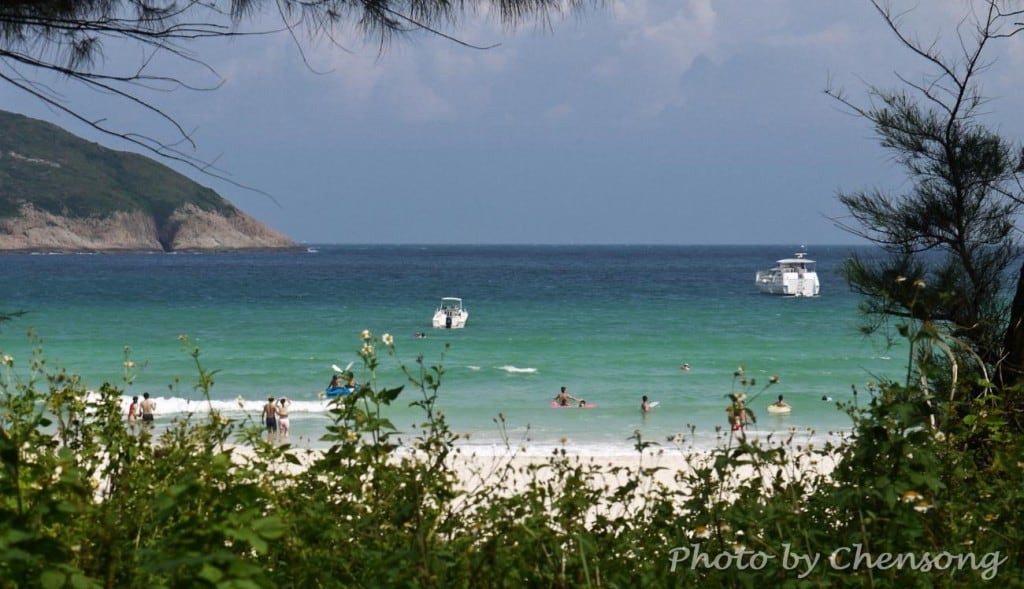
[755,248,820,297]
[432,297,469,328]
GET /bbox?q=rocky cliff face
[0,204,297,252]
[0,110,301,252]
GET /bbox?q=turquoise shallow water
[0,245,903,453]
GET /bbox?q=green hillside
[0,110,237,223]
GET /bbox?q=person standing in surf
[553,386,578,407]
[277,397,290,437]
[726,394,751,432]
[127,396,139,423]
[262,396,278,439]
[140,392,156,425]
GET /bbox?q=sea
[0,245,904,455]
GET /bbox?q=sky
[3,0,1024,245]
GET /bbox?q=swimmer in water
[553,386,578,407]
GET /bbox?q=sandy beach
[234,439,842,510]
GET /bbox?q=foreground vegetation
[1,328,1022,588]
[4,3,1022,586]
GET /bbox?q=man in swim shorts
[140,392,156,424]
[262,396,278,437]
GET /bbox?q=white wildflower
[901,490,923,503]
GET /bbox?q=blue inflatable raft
[325,386,355,398]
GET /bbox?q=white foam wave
[118,395,335,416]
[497,365,538,374]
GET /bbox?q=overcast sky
[4,0,1024,245]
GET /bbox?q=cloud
[9,0,1023,246]
[764,22,854,50]
[587,0,718,118]
[276,15,517,122]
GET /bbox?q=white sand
[230,440,841,505]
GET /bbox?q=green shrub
[0,329,1020,588]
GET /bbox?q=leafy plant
[0,328,1020,588]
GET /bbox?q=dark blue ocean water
[0,245,902,452]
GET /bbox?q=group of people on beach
[127,391,291,440]
[127,367,798,440]
[327,373,358,392]
[726,394,791,431]
[551,378,795,434]
[554,384,793,430]
[261,396,291,438]
[126,392,156,425]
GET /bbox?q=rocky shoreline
[0,204,298,253]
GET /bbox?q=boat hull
[432,311,469,328]
[755,250,820,297]
[433,297,469,328]
[755,271,820,297]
